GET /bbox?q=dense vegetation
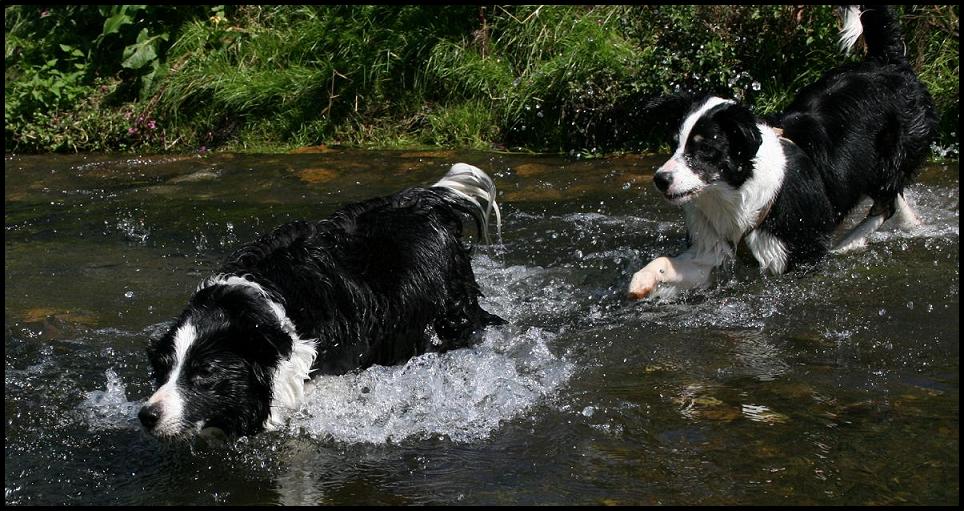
[5,5,959,157]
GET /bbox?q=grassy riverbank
[5,5,959,157]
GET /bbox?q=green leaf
[59,44,85,58]
[102,9,133,38]
[122,41,158,69]
[122,30,158,70]
[140,68,159,100]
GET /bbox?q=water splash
[281,245,577,445]
[116,212,150,244]
[78,369,141,431]
[289,326,572,444]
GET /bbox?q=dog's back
[216,165,503,375]
[778,5,938,223]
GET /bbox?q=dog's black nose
[654,171,673,192]
[138,404,161,430]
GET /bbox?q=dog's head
[647,94,762,205]
[139,283,295,439]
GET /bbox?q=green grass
[5,5,959,158]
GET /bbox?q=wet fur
[141,166,503,438]
[630,5,937,300]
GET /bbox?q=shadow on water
[4,150,959,505]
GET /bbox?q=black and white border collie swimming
[139,163,503,439]
[628,5,937,300]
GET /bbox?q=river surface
[4,149,959,505]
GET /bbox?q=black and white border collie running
[139,163,504,439]
[628,5,937,300]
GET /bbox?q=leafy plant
[4,5,958,156]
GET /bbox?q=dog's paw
[830,238,867,254]
[627,266,661,300]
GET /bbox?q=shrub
[4,5,959,157]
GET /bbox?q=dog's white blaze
[146,321,196,435]
[657,157,706,200]
[197,274,318,431]
[838,5,863,54]
[675,97,734,156]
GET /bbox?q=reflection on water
[4,150,959,505]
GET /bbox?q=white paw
[629,256,697,301]
[831,238,867,254]
[628,267,662,300]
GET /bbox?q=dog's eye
[695,143,720,158]
[148,351,173,383]
[191,362,219,386]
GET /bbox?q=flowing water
[4,149,959,505]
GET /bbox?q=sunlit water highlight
[5,151,958,505]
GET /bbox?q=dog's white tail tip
[838,5,863,55]
[433,163,502,243]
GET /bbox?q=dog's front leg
[628,251,715,300]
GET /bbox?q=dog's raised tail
[433,163,502,243]
[838,5,905,63]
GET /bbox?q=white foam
[283,255,575,445]
[79,369,141,431]
[288,326,572,444]
[841,187,959,246]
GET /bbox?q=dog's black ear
[717,103,762,162]
[145,319,176,354]
[642,91,698,129]
[635,91,706,147]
